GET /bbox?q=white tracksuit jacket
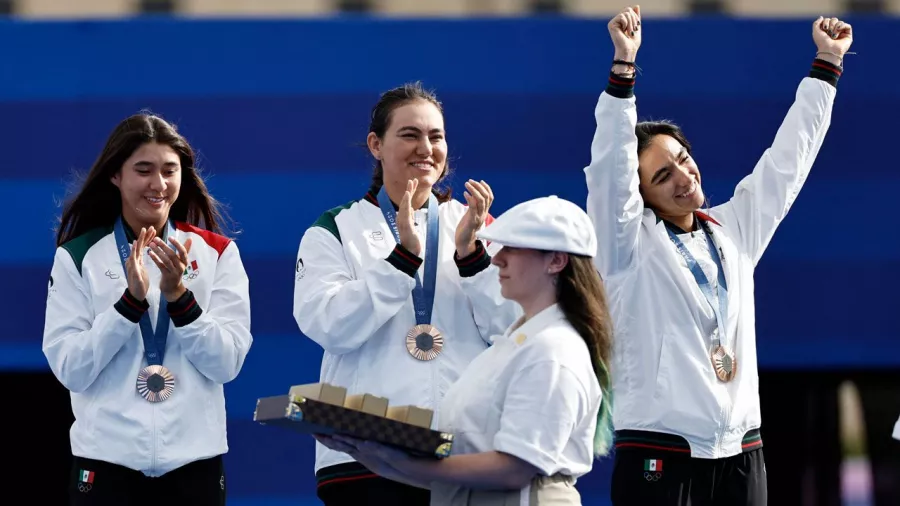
[43,221,252,476]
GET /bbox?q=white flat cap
[477,195,597,257]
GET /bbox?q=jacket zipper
[151,404,158,475]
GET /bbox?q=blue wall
[2,16,897,504]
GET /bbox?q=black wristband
[167,289,203,327]
[606,70,636,99]
[114,289,149,324]
[454,240,492,278]
[809,58,842,88]
[385,243,423,278]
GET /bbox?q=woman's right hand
[608,5,642,63]
[397,179,423,257]
[126,226,156,301]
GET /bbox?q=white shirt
[437,304,602,484]
[585,77,836,459]
[293,192,520,473]
[43,222,253,476]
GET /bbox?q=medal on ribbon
[136,364,176,402]
[711,344,737,382]
[114,217,177,401]
[377,187,443,361]
[667,218,735,383]
[406,324,444,361]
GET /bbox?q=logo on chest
[183,259,199,280]
[296,258,306,281]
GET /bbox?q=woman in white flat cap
[316,195,614,505]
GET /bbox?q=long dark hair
[55,112,228,246]
[556,254,615,457]
[367,81,452,202]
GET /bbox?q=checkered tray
[254,394,454,459]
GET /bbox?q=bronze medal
[406,324,444,361]
[711,345,737,382]
[136,365,176,402]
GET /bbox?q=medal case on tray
[254,382,453,459]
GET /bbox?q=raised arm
[722,17,852,265]
[585,5,645,277]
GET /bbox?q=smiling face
[638,134,705,222]
[110,142,182,231]
[367,99,447,192]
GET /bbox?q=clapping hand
[125,227,156,301]
[148,236,193,302]
[397,179,423,257]
[455,179,494,258]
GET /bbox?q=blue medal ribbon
[666,220,728,345]
[113,216,172,366]
[376,186,440,327]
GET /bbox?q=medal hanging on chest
[377,187,444,361]
[667,218,736,383]
[406,324,444,361]
[711,344,737,382]
[136,364,176,402]
[114,217,178,401]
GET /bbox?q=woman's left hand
[455,179,494,258]
[148,236,193,302]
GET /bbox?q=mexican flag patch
[644,459,663,472]
[183,260,199,277]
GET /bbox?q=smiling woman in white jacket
[293,82,519,506]
[43,113,252,506]
[587,6,853,506]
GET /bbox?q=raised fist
[813,16,853,59]
[608,5,642,61]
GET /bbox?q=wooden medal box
[253,383,454,459]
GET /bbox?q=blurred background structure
[1,0,900,17]
[2,1,897,506]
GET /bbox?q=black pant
[758,371,841,506]
[857,372,900,506]
[69,455,226,506]
[316,462,430,506]
[610,430,766,506]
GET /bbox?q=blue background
[2,16,896,504]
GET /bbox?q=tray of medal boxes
[254,383,453,459]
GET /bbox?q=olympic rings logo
[183,272,198,280]
[77,483,92,493]
[644,472,662,481]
